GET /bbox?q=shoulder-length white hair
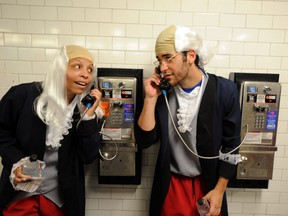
[174,26,214,66]
[34,46,96,125]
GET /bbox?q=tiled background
[1,0,288,215]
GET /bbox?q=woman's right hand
[13,166,32,184]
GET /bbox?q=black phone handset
[81,84,96,108]
[156,66,172,94]
[81,94,95,108]
[77,85,97,129]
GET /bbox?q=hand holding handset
[81,85,96,108]
[81,94,95,108]
[156,66,172,94]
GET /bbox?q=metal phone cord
[76,108,119,161]
[99,119,118,161]
[163,90,248,161]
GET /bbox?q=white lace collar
[175,75,205,133]
[46,96,78,149]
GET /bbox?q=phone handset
[81,84,96,108]
[156,66,172,94]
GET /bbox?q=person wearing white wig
[0,45,103,216]
[135,25,241,215]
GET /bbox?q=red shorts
[3,194,66,216]
[161,174,206,216]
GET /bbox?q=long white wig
[34,46,95,126]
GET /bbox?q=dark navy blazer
[0,82,101,216]
[135,74,241,216]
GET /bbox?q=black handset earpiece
[81,84,96,108]
[81,94,95,108]
[156,66,172,94]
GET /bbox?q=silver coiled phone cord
[163,92,248,160]
[77,110,118,161]
[99,120,119,161]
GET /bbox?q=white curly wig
[34,45,96,125]
[155,25,214,66]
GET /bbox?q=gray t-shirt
[169,74,208,177]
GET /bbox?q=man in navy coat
[135,25,241,216]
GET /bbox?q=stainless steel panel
[99,146,136,176]
[97,77,138,177]
[237,149,276,180]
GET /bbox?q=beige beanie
[65,45,94,63]
[155,25,177,55]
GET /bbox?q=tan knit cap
[155,25,177,55]
[65,45,94,63]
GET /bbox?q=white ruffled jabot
[45,97,78,149]
[175,80,204,133]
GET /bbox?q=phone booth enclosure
[228,73,280,189]
[96,68,143,185]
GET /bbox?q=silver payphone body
[97,68,143,185]
[238,81,281,180]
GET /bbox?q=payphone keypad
[254,115,265,129]
[111,110,123,124]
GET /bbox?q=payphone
[228,73,281,188]
[237,81,280,179]
[96,68,143,185]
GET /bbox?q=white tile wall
[0,0,288,215]
[18,20,45,34]
[30,6,57,20]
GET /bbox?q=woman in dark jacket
[0,45,103,216]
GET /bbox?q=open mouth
[75,81,87,87]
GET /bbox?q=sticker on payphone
[256,94,265,103]
[121,128,132,139]
[266,110,277,130]
[113,89,121,98]
[103,90,112,99]
[247,94,257,102]
[245,132,273,144]
[124,104,134,123]
[100,101,110,117]
[121,90,132,98]
[247,86,257,93]
[265,95,277,103]
[102,81,111,88]
[102,128,121,140]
